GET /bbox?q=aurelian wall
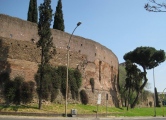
[0,14,120,107]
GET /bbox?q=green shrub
[21,81,35,104]
[4,81,15,105]
[57,66,67,97]
[35,64,54,100]
[74,69,82,88]
[4,76,35,105]
[149,101,152,107]
[13,76,24,105]
[35,65,82,102]
[51,71,61,102]
[0,71,10,85]
[80,89,88,105]
[70,77,78,100]
[51,89,59,102]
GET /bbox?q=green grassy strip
[0,104,166,117]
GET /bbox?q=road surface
[0,115,166,120]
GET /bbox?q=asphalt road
[0,115,166,120]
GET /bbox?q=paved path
[0,115,166,120]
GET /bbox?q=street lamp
[65,22,82,117]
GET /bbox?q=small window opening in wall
[18,44,20,46]
[25,45,27,47]
[59,52,60,54]
[95,53,96,56]
[10,34,12,38]
[11,43,12,45]
[79,50,81,53]
[111,66,113,69]
[70,55,72,56]
[31,38,35,43]
[81,44,83,46]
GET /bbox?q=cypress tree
[27,0,33,22]
[32,0,38,23]
[53,0,65,31]
[155,87,160,107]
[37,0,56,109]
[27,0,38,23]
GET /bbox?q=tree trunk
[140,67,148,90]
[131,92,140,108]
[127,88,131,111]
[129,66,148,109]
[39,49,44,109]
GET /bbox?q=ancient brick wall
[0,14,120,107]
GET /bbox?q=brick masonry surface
[0,14,120,107]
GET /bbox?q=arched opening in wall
[99,61,102,83]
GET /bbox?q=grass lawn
[0,103,166,117]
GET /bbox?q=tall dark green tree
[27,0,38,23]
[124,60,143,109]
[53,0,65,31]
[119,64,128,107]
[155,87,160,107]
[37,0,56,109]
[124,46,165,108]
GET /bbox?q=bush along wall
[0,65,82,105]
[80,89,89,105]
[35,65,82,102]
[1,73,35,105]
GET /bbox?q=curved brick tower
[0,14,120,107]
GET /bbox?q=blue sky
[0,0,166,92]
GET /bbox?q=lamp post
[65,22,82,117]
[153,68,156,117]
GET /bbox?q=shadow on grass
[0,104,38,112]
[118,107,124,110]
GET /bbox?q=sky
[0,0,166,92]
